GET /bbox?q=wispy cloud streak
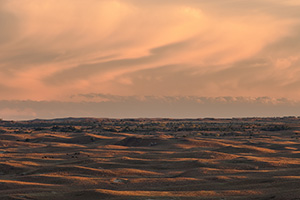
[0,0,299,102]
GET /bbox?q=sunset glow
[1,0,300,119]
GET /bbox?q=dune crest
[1,117,300,199]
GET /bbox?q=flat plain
[1,117,300,199]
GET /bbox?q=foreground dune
[0,117,300,199]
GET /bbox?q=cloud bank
[0,96,299,120]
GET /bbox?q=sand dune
[1,117,300,199]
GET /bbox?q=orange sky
[1,0,300,103]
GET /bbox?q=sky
[1,0,300,120]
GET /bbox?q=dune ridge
[0,117,300,199]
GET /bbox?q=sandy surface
[1,117,300,199]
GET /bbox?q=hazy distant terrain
[1,117,300,199]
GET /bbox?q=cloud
[0,0,299,101]
[0,4,19,45]
[0,108,36,120]
[44,40,191,85]
[70,94,296,105]
[0,96,299,120]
